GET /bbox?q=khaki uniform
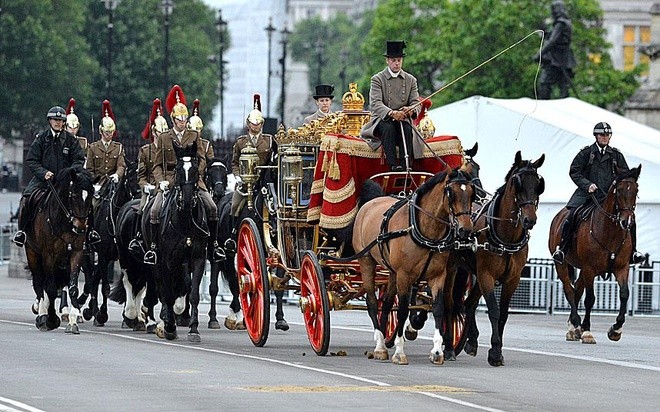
[201,138,215,162]
[230,132,275,216]
[137,142,158,211]
[77,136,89,158]
[86,139,126,184]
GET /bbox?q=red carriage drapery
[307,134,464,229]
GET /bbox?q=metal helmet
[141,98,169,140]
[66,98,80,129]
[99,100,117,135]
[166,84,189,121]
[187,99,204,131]
[246,94,264,126]
[47,106,67,121]
[593,122,612,136]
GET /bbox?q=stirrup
[88,230,101,245]
[144,248,157,265]
[552,249,565,264]
[224,238,236,254]
[211,242,226,262]
[128,238,144,254]
[12,231,26,247]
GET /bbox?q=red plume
[165,84,187,115]
[142,98,163,141]
[413,97,432,127]
[253,94,261,111]
[192,99,200,115]
[66,98,76,115]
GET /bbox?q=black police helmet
[47,106,67,121]
[593,122,612,136]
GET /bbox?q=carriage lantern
[239,143,259,209]
[281,147,303,209]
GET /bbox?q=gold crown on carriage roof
[341,82,365,111]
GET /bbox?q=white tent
[428,96,660,262]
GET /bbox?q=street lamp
[161,0,175,97]
[264,17,276,119]
[101,0,121,100]
[216,9,228,138]
[314,39,325,85]
[279,25,291,128]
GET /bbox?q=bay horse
[352,167,476,365]
[203,158,241,329]
[81,161,138,326]
[460,151,545,366]
[548,165,641,344]
[145,141,209,341]
[24,166,95,333]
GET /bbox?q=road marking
[0,396,46,412]
[242,384,470,393]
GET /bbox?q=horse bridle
[590,177,637,226]
[47,178,89,234]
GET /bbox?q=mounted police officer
[12,106,86,247]
[552,122,644,264]
[143,85,223,265]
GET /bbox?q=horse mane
[616,167,640,182]
[416,169,448,197]
[54,166,94,191]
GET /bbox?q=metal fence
[493,258,660,316]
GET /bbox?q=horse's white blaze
[122,274,137,319]
[431,329,443,355]
[182,158,192,182]
[374,329,386,352]
[82,190,88,201]
[174,296,186,315]
[393,335,406,360]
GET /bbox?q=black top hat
[313,84,334,99]
[383,40,407,58]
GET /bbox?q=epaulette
[611,147,622,154]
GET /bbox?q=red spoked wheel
[376,284,398,349]
[237,218,270,347]
[448,271,474,355]
[299,251,330,356]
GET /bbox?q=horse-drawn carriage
[234,84,475,358]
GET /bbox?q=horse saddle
[576,203,597,223]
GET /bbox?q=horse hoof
[156,324,165,339]
[123,316,138,329]
[392,353,409,365]
[188,333,201,343]
[607,326,622,342]
[46,316,61,331]
[208,320,221,329]
[465,341,478,357]
[581,331,597,344]
[429,351,444,365]
[133,321,146,332]
[61,313,69,323]
[224,317,237,330]
[147,324,157,334]
[36,315,48,331]
[444,349,457,361]
[236,320,246,330]
[373,349,389,361]
[96,311,108,325]
[82,308,93,321]
[404,328,418,341]
[275,319,289,331]
[488,349,504,367]
[65,324,80,334]
[164,330,177,341]
[31,302,39,315]
[93,318,105,327]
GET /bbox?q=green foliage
[0,0,223,140]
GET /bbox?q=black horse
[24,166,95,333]
[143,141,209,341]
[204,158,240,329]
[80,161,138,326]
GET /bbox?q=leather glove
[110,173,119,183]
[159,181,170,191]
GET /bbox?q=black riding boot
[629,223,645,264]
[208,220,225,262]
[12,198,28,247]
[552,217,572,264]
[143,222,159,265]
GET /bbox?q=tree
[0,0,100,138]
[359,0,641,112]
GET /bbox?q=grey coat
[567,142,629,208]
[360,67,426,158]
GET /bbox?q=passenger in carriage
[143,85,224,265]
[227,94,277,251]
[86,100,126,211]
[65,98,89,158]
[360,40,430,171]
[552,122,644,265]
[12,106,86,247]
[127,99,168,255]
[302,84,335,125]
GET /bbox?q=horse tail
[109,271,127,304]
[360,179,386,207]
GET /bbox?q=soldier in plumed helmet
[143,85,224,265]
[13,106,86,247]
[552,122,644,265]
[66,98,89,157]
[187,99,215,162]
